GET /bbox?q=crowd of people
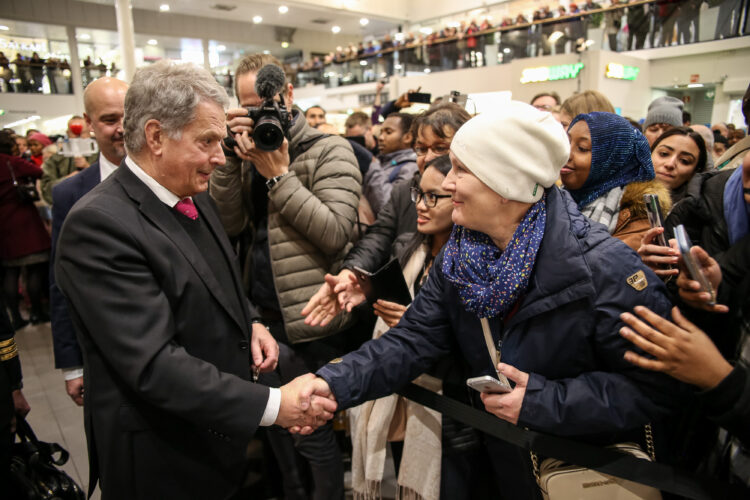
[0,51,118,94]
[2,48,749,500]
[296,0,750,82]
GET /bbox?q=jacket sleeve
[519,244,687,436]
[1,305,22,391]
[317,256,454,408]
[363,158,389,214]
[343,180,409,272]
[698,363,750,447]
[12,157,43,179]
[55,205,268,440]
[41,156,64,205]
[270,137,361,256]
[209,156,250,238]
[50,183,83,370]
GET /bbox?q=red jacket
[0,154,50,260]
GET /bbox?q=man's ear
[144,119,164,156]
[402,130,414,149]
[84,112,93,128]
[285,83,294,111]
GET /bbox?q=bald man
[50,77,128,405]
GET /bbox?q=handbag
[478,318,662,500]
[532,430,662,500]
[9,417,86,500]
[7,160,40,203]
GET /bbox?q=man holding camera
[210,54,361,500]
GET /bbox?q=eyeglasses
[414,144,450,157]
[533,104,553,111]
[410,186,451,208]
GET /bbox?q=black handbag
[7,160,40,203]
[8,417,86,500]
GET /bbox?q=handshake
[275,374,337,435]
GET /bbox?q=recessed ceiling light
[217,45,226,51]
[419,27,433,35]
[281,41,289,48]
[263,50,271,54]
[359,60,367,66]
[331,25,341,34]
[0,25,9,31]
[278,6,288,14]
[359,18,369,26]
[78,33,91,40]
[148,39,158,45]
[159,4,170,12]
[253,15,263,24]
[423,68,431,73]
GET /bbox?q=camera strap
[397,382,744,499]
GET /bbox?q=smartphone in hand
[674,224,716,305]
[644,194,668,247]
[466,375,512,394]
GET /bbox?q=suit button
[238,340,249,350]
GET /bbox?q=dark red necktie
[174,198,198,220]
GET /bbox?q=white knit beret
[450,101,570,203]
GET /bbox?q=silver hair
[123,60,229,154]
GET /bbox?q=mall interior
[1,0,749,499]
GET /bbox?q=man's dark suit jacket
[55,164,268,499]
[50,161,101,370]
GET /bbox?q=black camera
[246,100,291,151]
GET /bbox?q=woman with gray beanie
[643,96,684,146]
[312,102,684,498]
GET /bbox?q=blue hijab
[567,112,654,208]
[723,167,750,245]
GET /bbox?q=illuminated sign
[520,63,584,84]
[606,63,640,81]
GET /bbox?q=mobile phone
[673,225,716,305]
[643,194,668,247]
[466,375,512,394]
[408,92,432,104]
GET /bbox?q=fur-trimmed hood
[619,179,672,219]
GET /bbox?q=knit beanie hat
[27,132,52,148]
[567,112,654,208]
[643,96,684,129]
[449,101,570,203]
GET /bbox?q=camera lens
[253,115,284,151]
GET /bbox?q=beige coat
[210,114,362,343]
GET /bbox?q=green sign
[520,63,584,84]
[606,63,640,80]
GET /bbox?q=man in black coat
[50,76,128,406]
[55,61,335,499]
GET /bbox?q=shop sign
[605,63,640,81]
[520,63,584,84]
[0,36,46,54]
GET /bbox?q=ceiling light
[77,33,91,40]
[687,83,704,88]
[503,48,511,54]
[279,5,288,14]
[159,4,170,12]
[0,25,9,31]
[419,27,433,35]
[148,39,158,45]
[360,18,369,26]
[359,60,367,66]
[263,50,271,54]
[331,25,341,34]
[253,15,263,24]
[281,41,289,48]
[217,45,226,52]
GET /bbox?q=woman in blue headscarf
[561,111,672,250]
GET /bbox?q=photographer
[210,53,361,500]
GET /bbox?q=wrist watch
[265,172,288,189]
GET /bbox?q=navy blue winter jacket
[319,186,684,437]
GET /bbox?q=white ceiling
[78,0,401,37]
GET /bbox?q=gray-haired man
[55,61,334,499]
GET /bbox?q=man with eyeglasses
[530,92,560,112]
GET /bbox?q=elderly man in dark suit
[55,61,335,500]
[50,76,128,406]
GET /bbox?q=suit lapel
[114,166,248,335]
[79,162,101,195]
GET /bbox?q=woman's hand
[480,363,528,425]
[676,245,728,313]
[373,299,408,327]
[619,306,732,389]
[636,228,679,277]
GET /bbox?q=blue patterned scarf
[723,166,750,245]
[567,112,654,209]
[442,194,547,319]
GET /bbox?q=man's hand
[676,245,728,313]
[11,389,30,433]
[479,364,528,425]
[394,87,420,110]
[275,374,337,434]
[251,323,279,373]
[373,299,408,327]
[636,228,679,277]
[620,306,733,389]
[301,270,365,326]
[66,376,84,406]
[237,133,290,179]
[73,156,89,170]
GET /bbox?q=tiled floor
[14,321,100,499]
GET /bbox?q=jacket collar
[505,186,599,328]
[112,163,250,336]
[379,148,417,165]
[76,161,101,194]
